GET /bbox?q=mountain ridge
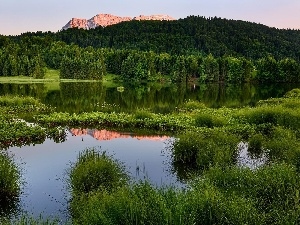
[62,13,176,30]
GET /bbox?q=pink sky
[1,0,299,35]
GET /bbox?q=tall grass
[71,180,263,225]
[1,216,60,225]
[0,151,20,217]
[201,163,300,224]
[69,148,128,196]
[194,113,225,128]
[171,130,239,175]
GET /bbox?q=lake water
[7,129,176,222]
[0,82,299,113]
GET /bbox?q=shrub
[244,107,278,125]
[194,114,214,128]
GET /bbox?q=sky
[1,0,300,35]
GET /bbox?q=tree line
[0,39,45,78]
[1,35,300,83]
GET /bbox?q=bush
[284,88,300,98]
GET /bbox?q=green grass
[0,69,59,83]
[0,151,21,217]
[69,148,128,196]
[103,73,121,87]
[1,216,60,225]
[70,154,300,224]
[43,69,60,80]
[0,69,115,84]
[172,130,239,176]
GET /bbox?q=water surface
[0,82,299,113]
[8,129,176,221]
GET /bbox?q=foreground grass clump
[0,151,20,217]
[202,164,300,224]
[70,150,300,225]
[69,148,128,195]
[71,181,262,225]
[69,148,261,225]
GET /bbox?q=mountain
[57,15,300,59]
[62,13,175,30]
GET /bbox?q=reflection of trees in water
[1,82,299,113]
[105,83,188,113]
[0,83,46,99]
[47,82,106,113]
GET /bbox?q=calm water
[0,82,299,113]
[7,129,176,222]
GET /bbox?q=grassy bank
[0,69,118,85]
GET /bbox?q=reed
[0,151,20,217]
[69,148,128,196]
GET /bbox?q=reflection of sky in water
[8,130,177,222]
[237,142,267,169]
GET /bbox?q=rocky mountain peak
[62,13,176,30]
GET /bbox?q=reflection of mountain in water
[70,128,169,141]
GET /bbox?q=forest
[1,15,300,83]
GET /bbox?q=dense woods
[0,37,45,78]
[1,15,300,82]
